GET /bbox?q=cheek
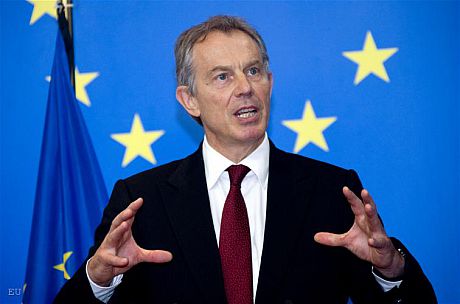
[198,96,230,120]
[257,88,271,109]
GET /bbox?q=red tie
[220,165,253,304]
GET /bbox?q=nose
[234,73,252,97]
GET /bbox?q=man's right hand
[87,198,173,286]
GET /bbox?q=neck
[205,135,265,163]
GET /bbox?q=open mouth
[235,107,258,119]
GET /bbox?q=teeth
[238,112,256,118]
[236,108,256,118]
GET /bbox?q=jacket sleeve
[345,170,437,304]
[53,180,134,304]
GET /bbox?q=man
[55,16,436,303]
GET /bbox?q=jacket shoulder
[272,145,353,177]
[122,147,201,186]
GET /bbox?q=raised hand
[88,198,173,286]
[314,187,404,278]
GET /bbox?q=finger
[128,197,144,213]
[104,220,130,248]
[140,249,173,264]
[103,253,129,268]
[361,189,377,211]
[342,187,365,216]
[368,235,390,250]
[110,198,144,231]
[362,190,384,234]
[314,232,346,247]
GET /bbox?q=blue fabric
[22,28,107,303]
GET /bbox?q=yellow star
[53,251,73,280]
[45,68,99,106]
[111,114,165,167]
[75,68,99,107]
[343,31,398,85]
[282,100,337,153]
[26,0,57,25]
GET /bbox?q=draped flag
[22,6,107,303]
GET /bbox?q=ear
[176,86,200,118]
[267,72,274,97]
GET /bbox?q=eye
[248,67,259,76]
[217,73,228,81]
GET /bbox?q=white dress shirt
[203,134,269,299]
[88,133,401,302]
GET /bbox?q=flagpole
[58,0,75,91]
[66,0,75,89]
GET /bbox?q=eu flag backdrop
[1,1,459,303]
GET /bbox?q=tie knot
[227,165,251,187]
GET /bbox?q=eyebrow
[207,65,232,77]
[244,60,263,69]
[207,60,263,77]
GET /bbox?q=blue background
[1,1,459,303]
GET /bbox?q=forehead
[191,30,261,70]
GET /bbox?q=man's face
[178,30,272,154]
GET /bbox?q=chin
[236,127,266,144]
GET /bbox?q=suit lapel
[158,142,316,303]
[159,147,226,304]
[256,143,316,303]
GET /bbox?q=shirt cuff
[86,258,123,303]
[372,266,403,292]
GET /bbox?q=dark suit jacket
[55,143,436,304]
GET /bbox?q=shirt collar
[202,133,270,190]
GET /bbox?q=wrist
[374,248,405,280]
[87,257,113,287]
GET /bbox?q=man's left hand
[314,187,405,279]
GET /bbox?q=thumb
[314,232,346,247]
[140,249,173,264]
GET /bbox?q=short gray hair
[174,15,270,96]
